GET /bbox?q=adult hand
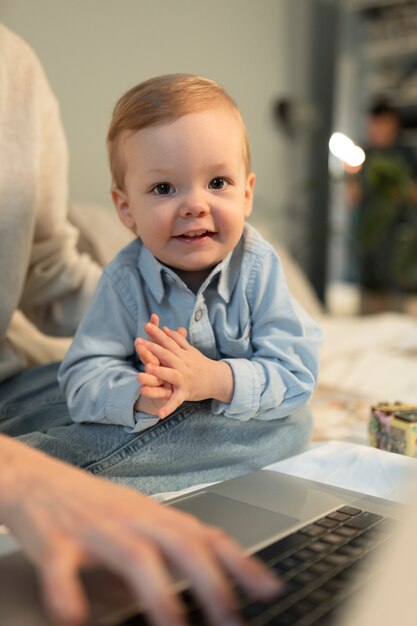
[0,436,279,626]
[137,323,234,419]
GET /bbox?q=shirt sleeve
[58,268,155,430]
[211,250,322,421]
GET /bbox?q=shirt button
[194,309,204,322]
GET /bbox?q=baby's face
[113,107,255,284]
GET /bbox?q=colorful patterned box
[369,402,417,457]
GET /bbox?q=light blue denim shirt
[58,224,322,432]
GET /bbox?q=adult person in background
[0,23,279,626]
[345,98,417,313]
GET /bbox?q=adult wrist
[0,435,28,519]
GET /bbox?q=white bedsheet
[265,440,417,503]
[319,313,417,405]
[157,440,417,505]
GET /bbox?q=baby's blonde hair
[107,73,251,190]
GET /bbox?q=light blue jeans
[0,362,312,494]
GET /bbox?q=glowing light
[329,132,365,167]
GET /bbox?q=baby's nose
[179,193,209,217]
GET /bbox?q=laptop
[0,469,400,625]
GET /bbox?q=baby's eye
[209,177,229,190]
[152,183,175,195]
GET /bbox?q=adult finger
[81,523,186,626]
[130,515,280,625]
[205,527,281,600]
[39,542,89,626]
[140,526,241,626]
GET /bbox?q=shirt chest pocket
[215,322,253,359]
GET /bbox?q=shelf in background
[363,37,417,60]
[347,0,417,11]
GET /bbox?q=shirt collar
[137,244,166,303]
[215,237,244,303]
[136,234,244,304]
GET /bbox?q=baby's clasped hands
[136,317,233,420]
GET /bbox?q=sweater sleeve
[0,24,100,347]
[19,45,101,336]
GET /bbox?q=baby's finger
[140,386,172,399]
[162,327,189,349]
[144,323,182,355]
[145,365,182,387]
[138,372,163,387]
[158,390,186,420]
[135,341,160,366]
[140,341,179,369]
[149,313,160,327]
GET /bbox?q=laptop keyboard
[121,505,394,626]
[237,505,393,626]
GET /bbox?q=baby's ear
[244,172,256,218]
[112,188,135,230]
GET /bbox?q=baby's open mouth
[175,230,214,240]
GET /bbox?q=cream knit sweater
[0,24,101,382]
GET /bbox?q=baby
[57,74,322,493]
